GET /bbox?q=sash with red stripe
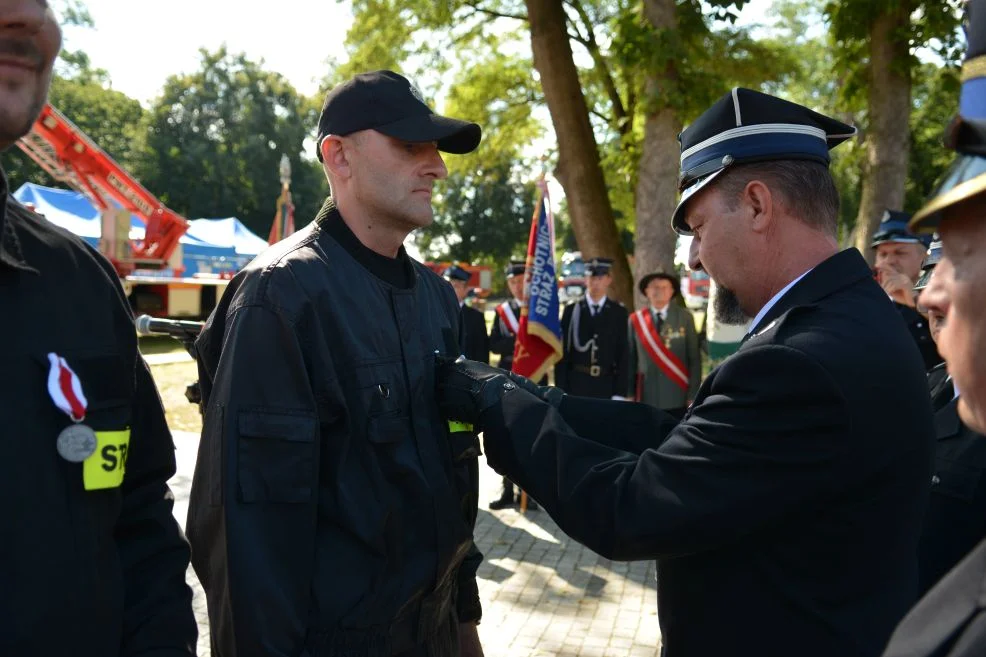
[630,309,689,392]
[496,301,519,336]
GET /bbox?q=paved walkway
[169,431,660,656]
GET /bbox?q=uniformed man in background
[0,2,196,654]
[444,264,490,364]
[883,2,986,650]
[911,238,986,596]
[628,271,702,419]
[872,209,942,371]
[555,257,630,399]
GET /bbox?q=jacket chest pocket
[931,458,986,502]
[363,379,416,482]
[237,410,317,503]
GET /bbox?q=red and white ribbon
[47,353,88,422]
[496,301,520,336]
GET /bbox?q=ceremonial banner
[512,179,562,380]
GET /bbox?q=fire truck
[15,103,233,318]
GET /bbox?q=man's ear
[321,135,352,181]
[745,180,774,233]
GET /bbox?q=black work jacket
[480,248,933,657]
[188,199,481,657]
[918,397,986,595]
[0,171,196,656]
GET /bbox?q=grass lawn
[147,359,203,434]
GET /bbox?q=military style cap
[911,0,986,233]
[637,271,679,297]
[505,260,526,278]
[914,238,943,291]
[672,88,856,234]
[443,264,471,282]
[316,70,482,162]
[871,210,932,248]
[585,257,614,277]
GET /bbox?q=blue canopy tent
[12,183,267,275]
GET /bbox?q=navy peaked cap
[871,210,932,248]
[505,260,526,278]
[443,264,471,282]
[672,88,856,234]
[585,257,613,276]
[911,0,986,232]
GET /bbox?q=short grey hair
[714,160,840,236]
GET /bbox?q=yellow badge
[83,429,131,491]
[448,421,475,433]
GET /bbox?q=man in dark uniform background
[883,2,986,651]
[489,260,525,371]
[0,2,197,655]
[911,238,986,596]
[187,70,486,657]
[437,88,934,657]
[444,264,490,364]
[872,210,942,371]
[555,257,630,400]
[486,260,537,510]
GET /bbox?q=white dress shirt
[748,268,813,335]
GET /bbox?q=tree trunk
[634,0,681,310]
[524,0,632,303]
[851,5,912,264]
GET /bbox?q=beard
[713,285,750,325]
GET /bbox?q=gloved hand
[504,371,566,408]
[436,358,519,425]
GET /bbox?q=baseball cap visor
[375,113,482,154]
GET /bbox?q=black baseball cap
[316,70,482,161]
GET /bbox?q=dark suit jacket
[883,537,986,657]
[460,304,489,364]
[480,249,934,657]
[896,302,943,372]
[917,398,986,595]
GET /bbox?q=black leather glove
[504,371,566,408]
[436,358,518,425]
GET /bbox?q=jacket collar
[0,167,37,274]
[750,248,872,334]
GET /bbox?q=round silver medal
[56,424,98,463]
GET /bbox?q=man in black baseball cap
[316,70,481,161]
[188,70,487,657]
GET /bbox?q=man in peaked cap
[555,257,631,400]
[434,88,934,657]
[444,264,490,364]
[871,210,942,370]
[882,1,986,653]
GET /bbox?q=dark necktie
[591,304,600,316]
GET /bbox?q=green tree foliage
[2,78,146,192]
[138,48,326,237]
[419,162,536,264]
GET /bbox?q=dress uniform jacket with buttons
[0,173,197,656]
[460,304,489,364]
[489,298,520,370]
[896,301,943,371]
[627,301,701,410]
[479,248,934,657]
[917,397,986,595]
[187,199,482,657]
[555,297,629,398]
